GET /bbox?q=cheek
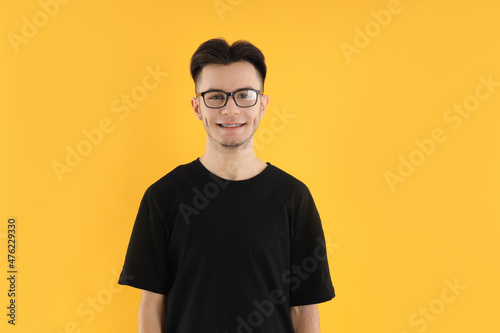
[204,115,218,128]
[254,111,263,122]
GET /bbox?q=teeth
[220,123,244,127]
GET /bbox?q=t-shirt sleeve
[289,184,335,306]
[118,186,170,295]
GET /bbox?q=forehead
[197,61,261,91]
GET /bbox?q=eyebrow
[204,86,259,92]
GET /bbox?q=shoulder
[143,159,197,199]
[268,163,311,195]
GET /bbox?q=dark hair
[190,38,266,92]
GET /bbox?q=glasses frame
[196,88,264,109]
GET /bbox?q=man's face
[191,61,269,150]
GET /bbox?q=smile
[217,123,245,128]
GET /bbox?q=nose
[220,95,240,115]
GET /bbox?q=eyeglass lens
[204,90,258,108]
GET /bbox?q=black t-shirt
[118,158,335,332]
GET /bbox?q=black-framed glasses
[196,88,263,109]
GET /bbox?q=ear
[259,94,269,119]
[191,97,203,120]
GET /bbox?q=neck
[199,136,267,181]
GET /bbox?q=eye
[208,93,225,100]
[236,90,255,99]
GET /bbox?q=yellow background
[1,0,499,332]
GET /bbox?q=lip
[217,123,246,129]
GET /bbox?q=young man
[118,38,335,333]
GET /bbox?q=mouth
[217,123,246,128]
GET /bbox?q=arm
[290,304,320,333]
[138,290,166,333]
